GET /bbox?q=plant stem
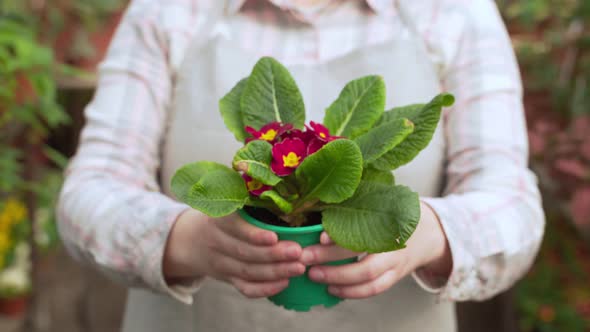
[290,198,320,215]
[245,197,283,216]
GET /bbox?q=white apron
[123,3,454,332]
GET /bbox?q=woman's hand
[300,202,452,299]
[163,209,306,298]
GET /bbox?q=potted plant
[171,57,454,311]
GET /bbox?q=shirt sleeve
[57,0,204,304]
[411,0,545,301]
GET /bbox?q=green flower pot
[237,208,355,312]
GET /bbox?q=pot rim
[237,208,323,234]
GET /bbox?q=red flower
[279,128,314,144]
[242,174,271,196]
[301,121,344,155]
[271,138,307,176]
[245,122,292,143]
[306,121,342,142]
[307,138,326,155]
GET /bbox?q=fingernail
[286,247,300,259]
[300,250,314,264]
[328,286,340,295]
[263,232,276,244]
[290,264,305,275]
[309,268,324,281]
[271,280,289,295]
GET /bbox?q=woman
[57,0,545,331]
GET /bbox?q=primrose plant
[171,57,454,253]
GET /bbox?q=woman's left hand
[300,201,452,299]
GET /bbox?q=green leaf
[324,75,385,138]
[219,77,249,142]
[42,145,68,169]
[171,161,248,217]
[241,57,305,129]
[219,78,249,142]
[0,146,23,192]
[322,181,420,253]
[361,167,395,186]
[371,93,454,171]
[296,139,363,203]
[260,190,293,214]
[354,118,414,165]
[232,140,282,185]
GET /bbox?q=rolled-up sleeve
[412,0,545,301]
[57,0,203,304]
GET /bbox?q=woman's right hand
[163,209,305,298]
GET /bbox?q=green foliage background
[0,1,126,291]
[497,1,590,331]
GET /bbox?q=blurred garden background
[0,0,589,331]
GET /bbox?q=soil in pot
[242,206,322,227]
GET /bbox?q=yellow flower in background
[0,220,9,233]
[0,198,27,228]
[0,231,11,269]
[0,232,11,251]
[0,198,26,270]
[2,199,27,225]
[0,213,9,228]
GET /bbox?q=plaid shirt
[57,0,545,304]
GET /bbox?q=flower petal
[307,138,326,155]
[245,126,259,136]
[271,138,307,176]
[271,159,294,176]
[307,121,334,142]
[242,174,272,195]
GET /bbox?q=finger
[328,269,399,299]
[300,244,360,265]
[218,214,278,245]
[213,255,306,281]
[230,277,289,298]
[211,231,302,262]
[308,254,392,285]
[320,232,334,245]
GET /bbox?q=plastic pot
[237,209,355,312]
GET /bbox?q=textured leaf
[324,76,385,138]
[233,140,282,185]
[361,167,395,186]
[295,139,363,203]
[371,93,454,171]
[219,78,248,142]
[241,57,305,130]
[260,190,293,214]
[171,161,248,217]
[354,118,414,165]
[322,181,420,253]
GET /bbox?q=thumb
[320,231,334,245]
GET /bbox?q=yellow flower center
[247,179,264,191]
[260,129,277,141]
[319,132,326,138]
[283,152,301,168]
